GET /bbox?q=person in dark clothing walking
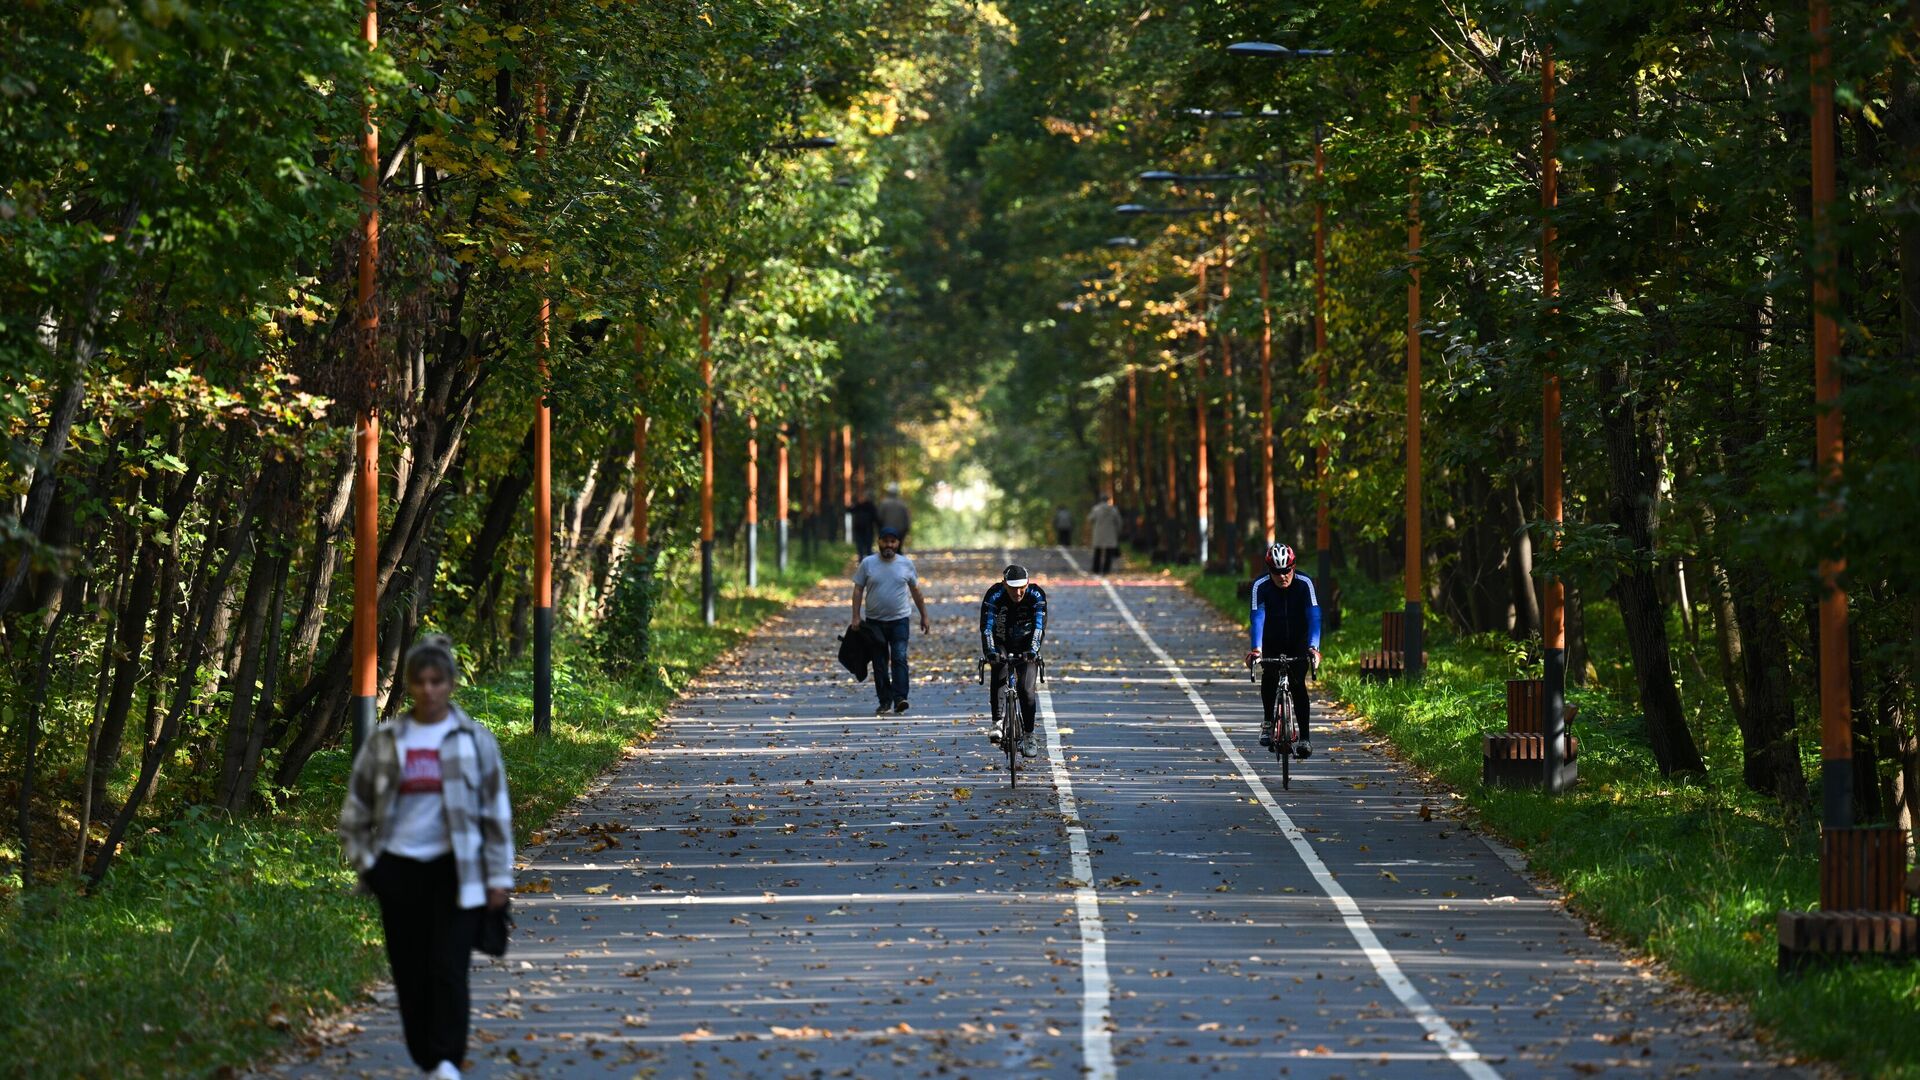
[1244,544,1322,758]
[340,635,514,1080]
[1052,506,1074,547]
[979,564,1049,758]
[876,484,912,547]
[850,491,879,559]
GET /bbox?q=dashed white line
[1039,683,1117,1080]
[1058,546,1502,1080]
[1009,545,1117,1080]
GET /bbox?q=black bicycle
[1250,655,1299,789]
[977,653,1041,788]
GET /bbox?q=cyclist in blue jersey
[1245,543,1322,758]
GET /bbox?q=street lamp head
[1226,41,1336,59]
[1115,203,1150,216]
[1105,236,1141,248]
[1138,170,1181,183]
[767,136,838,151]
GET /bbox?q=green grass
[1170,562,1920,1080]
[0,546,850,1079]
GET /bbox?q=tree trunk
[455,422,536,607]
[1702,555,1748,727]
[89,456,200,816]
[288,446,355,678]
[1505,474,1541,639]
[1597,352,1705,776]
[1725,565,1808,802]
[92,477,263,884]
[215,532,284,812]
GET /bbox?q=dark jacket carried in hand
[979,582,1049,656]
[837,621,887,681]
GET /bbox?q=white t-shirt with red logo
[385,718,455,860]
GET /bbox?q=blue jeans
[868,617,911,704]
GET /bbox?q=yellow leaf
[584,884,610,895]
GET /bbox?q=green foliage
[0,544,844,1079]
[595,545,663,677]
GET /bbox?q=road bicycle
[1250,655,1300,790]
[977,653,1041,789]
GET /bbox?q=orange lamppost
[1540,44,1570,790]
[1402,95,1425,680]
[745,414,760,587]
[632,326,650,552]
[350,0,380,755]
[1194,255,1213,567]
[532,81,554,735]
[1215,226,1238,567]
[840,424,854,544]
[699,287,716,626]
[1313,134,1332,587]
[776,419,791,572]
[1809,0,1851,827]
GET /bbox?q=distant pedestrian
[876,483,912,547]
[850,527,932,715]
[339,635,514,1080]
[850,490,879,559]
[1052,505,1074,547]
[1087,493,1123,574]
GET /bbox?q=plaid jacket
[338,705,515,909]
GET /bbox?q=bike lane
[266,550,1102,1078]
[1024,544,1808,1078]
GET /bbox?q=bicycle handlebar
[1247,654,1300,683]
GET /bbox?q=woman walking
[339,635,514,1080]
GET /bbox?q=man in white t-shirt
[850,527,932,715]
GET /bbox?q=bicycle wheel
[1276,677,1291,790]
[1003,687,1019,788]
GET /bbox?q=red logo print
[400,748,443,794]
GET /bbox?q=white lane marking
[1040,683,1118,1080]
[1058,547,1502,1080]
[1010,543,1117,1080]
[520,889,1075,906]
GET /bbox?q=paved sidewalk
[263,548,1806,1078]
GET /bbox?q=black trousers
[1055,526,1072,546]
[989,657,1040,734]
[1259,656,1313,741]
[366,853,482,1071]
[1090,546,1118,573]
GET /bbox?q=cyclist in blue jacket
[1245,543,1322,758]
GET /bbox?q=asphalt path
[267,547,1806,1079]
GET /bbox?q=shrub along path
[261,548,1802,1078]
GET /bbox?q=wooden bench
[1483,678,1580,788]
[1358,611,1425,680]
[1778,826,1918,970]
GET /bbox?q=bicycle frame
[978,655,1043,788]
[1251,655,1299,788]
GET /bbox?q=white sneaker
[429,1062,462,1080]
